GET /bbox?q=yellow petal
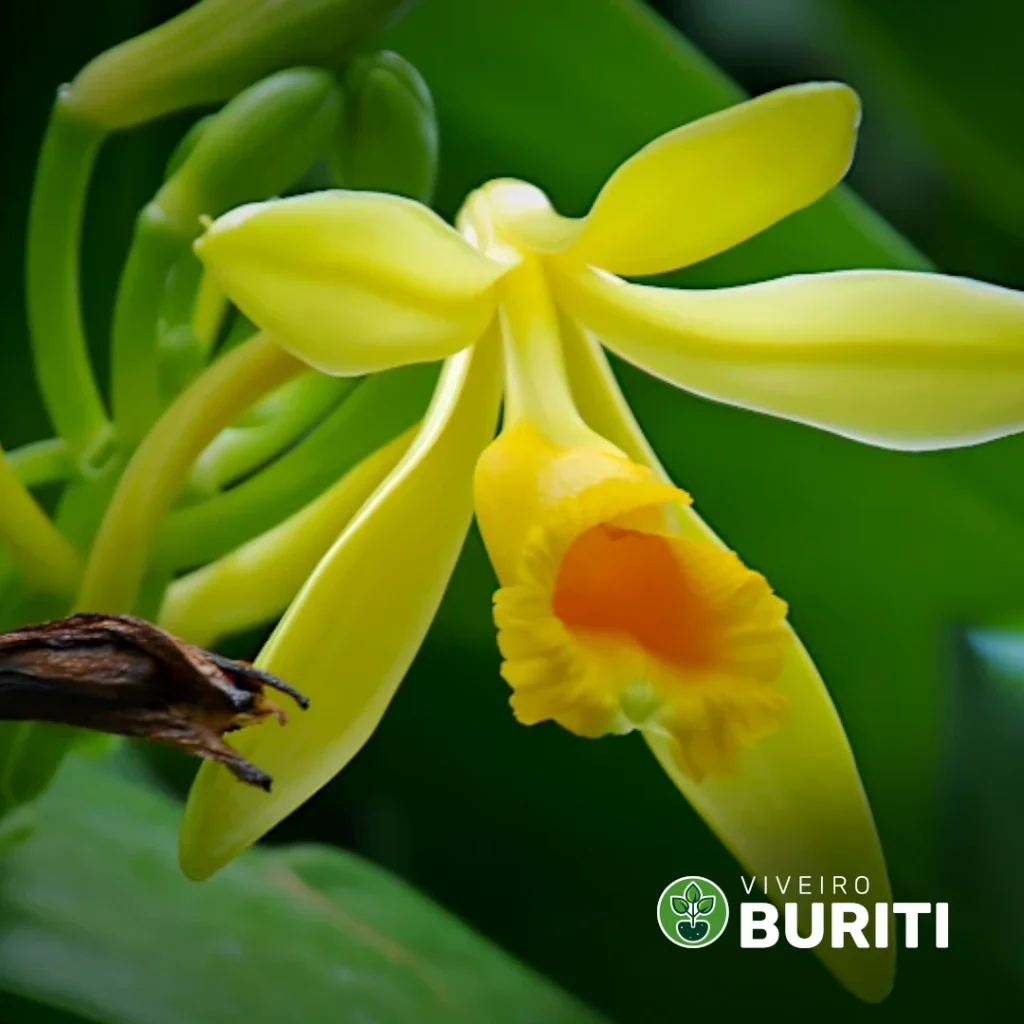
[195,191,508,375]
[557,265,1024,450]
[158,429,414,648]
[565,82,860,276]
[179,330,503,879]
[559,317,893,1002]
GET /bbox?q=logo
[656,874,950,951]
[657,876,730,948]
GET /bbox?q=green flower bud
[156,68,343,237]
[64,0,410,131]
[335,50,438,203]
[163,115,213,181]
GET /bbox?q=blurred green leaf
[834,0,1024,238]
[0,722,79,817]
[154,364,437,568]
[0,757,608,1024]
[0,991,94,1024]
[944,628,1024,979]
[387,0,1024,884]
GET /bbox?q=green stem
[0,559,23,630]
[53,457,128,554]
[76,332,303,613]
[189,372,355,494]
[160,428,413,647]
[7,438,71,489]
[160,252,204,336]
[192,268,229,358]
[112,204,190,445]
[0,445,82,598]
[26,92,111,465]
[154,363,438,569]
[157,254,209,400]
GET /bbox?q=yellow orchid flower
[181,81,1024,1001]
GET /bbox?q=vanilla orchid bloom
[181,82,1024,1000]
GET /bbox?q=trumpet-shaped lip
[492,472,790,780]
[553,523,718,673]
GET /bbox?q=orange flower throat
[551,523,718,672]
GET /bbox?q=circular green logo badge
[657,876,730,948]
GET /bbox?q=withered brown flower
[0,614,308,790]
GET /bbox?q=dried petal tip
[0,614,309,789]
[203,651,311,710]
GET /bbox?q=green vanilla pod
[163,115,213,182]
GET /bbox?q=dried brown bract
[0,614,309,790]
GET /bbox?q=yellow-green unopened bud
[336,51,438,202]
[156,69,342,238]
[65,0,408,131]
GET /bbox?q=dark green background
[2,0,1024,1020]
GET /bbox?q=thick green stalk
[189,372,355,494]
[154,363,438,569]
[26,93,111,465]
[76,332,303,613]
[7,438,71,489]
[0,445,82,598]
[160,428,414,647]
[157,258,223,401]
[111,205,190,444]
[191,269,229,360]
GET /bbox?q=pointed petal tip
[818,79,862,141]
[178,848,218,883]
[178,828,222,883]
[178,770,235,882]
[779,79,862,174]
[803,79,860,104]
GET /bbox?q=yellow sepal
[565,83,860,276]
[557,264,1024,450]
[179,330,503,879]
[196,191,508,375]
